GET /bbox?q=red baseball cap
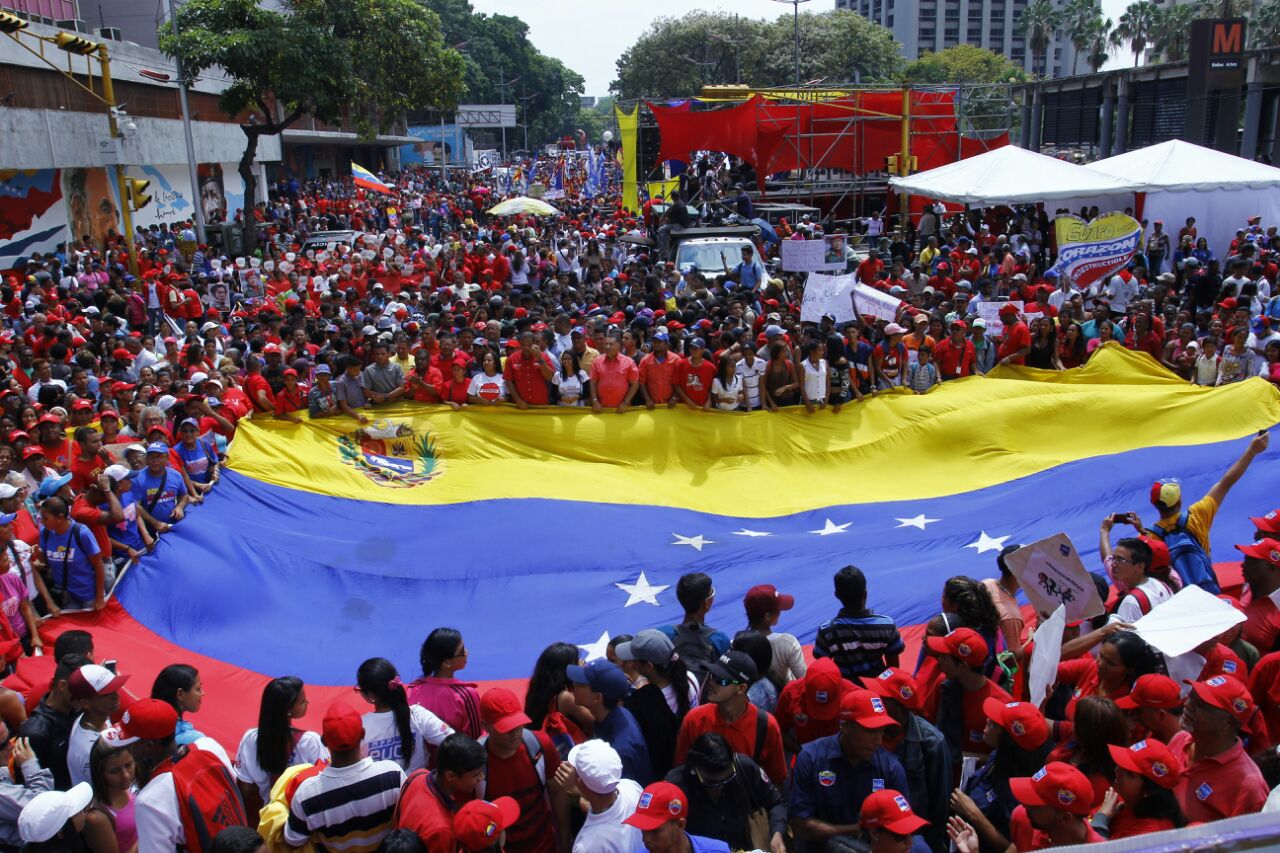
[1138,536,1170,572]
[70,399,94,412]
[321,702,365,751]
[743,584,795,620]
[623,782,688,830]
[1186,674,1254,724]
[1249,509,1280,534]
[861,668,922,713]
[101,698,178,746]
[983,699,1048,749]
[453,797,520,851]
[1108,739,1181,790]
[839,689,897,729]
[859,789,928,834]
[802,658,845,721]
[1009,762,1093,816]
[925,628,987,668]
[480,687,531,734]
[1115,674,1182,710]
[1236,541,1280,568]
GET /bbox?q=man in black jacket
[666,732,787,853]
[20,653,87,789]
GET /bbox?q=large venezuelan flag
[46,346,1280,747]
[351,162,393,194]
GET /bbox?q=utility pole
[772,0,812,87]
[168,0,205,245]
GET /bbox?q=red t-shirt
[773,677,856,746]
[395,771,470,853]
[68,452,107,493]
[960,679,1011,756]
[674,703,787,785]
[997,321,1032,364]
[674,358,717,407]
[38,439,72,472]
[274,386,305,416]
[243,374,275,413]
[482,732,561,853]
[1241,588,1280,653]
[69,494,111,559]
[1249,651,1280,745]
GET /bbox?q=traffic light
[55,32,99,55]
[125,178,151,211]
[0,11,28,33]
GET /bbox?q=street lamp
[497,75,520,161]
[771,0,812,87]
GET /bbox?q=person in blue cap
[568,659,651,786]
[129,442,190,526]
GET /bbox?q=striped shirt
[285,757,406,852]
[813,612,905,679]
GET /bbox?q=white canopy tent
[1083,140,1280,264]
[888,145,1138,207]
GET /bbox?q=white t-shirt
[573,778,645,853]
[235,727,330,802]
[802,358,828,402]
[658,673,702,716]
[136,737,232,853]
[1110,576,1175,624]
[553,370,589,405]
[467,372,506,402]
[768,632,807,683]
[5,541,36,601]
[67,715,103,787]
[710,374,743,411]
[735,356,767,408]
[361,705,453,772]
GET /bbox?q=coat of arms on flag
[336,419,441,487]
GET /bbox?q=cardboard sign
[800,272,856,323]
[1004,533,1105,623]
[1046,213,1141,290]
[973,301,1023,338]
[853,283,903,322]
[782,238,844,273]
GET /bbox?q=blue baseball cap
[688,337,706,349]
[0,513,16,525]
[36,473,73,500]
[315,364,332,375]
[566,660,631,704]
[145,442,169,455]
[652,330,669,342]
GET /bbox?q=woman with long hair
[1049,696,1130,807]
[980,545,1031,665]
[523,642,592,756]
[356,657,452,772]
[234,676,327,814]
[615,629,697,780]
[1058,321,1087,369]
[710,353,744,412]
[82,740,137,853]
[149,664,203,745]
[406,628,483,738]
[1055,630,1164,726]
[940,576,1001,675]
[762,341,800,410]
[1094,739,1186,839]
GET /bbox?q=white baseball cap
[567,739,622,795]
[0,483,18,500]
[18,782,92,842]
[104,464,131,483]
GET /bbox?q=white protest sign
[1004,533,1105,623]
[800,273,856,323]
[781,239,830,273]
[974,301,1023,338]
[853,283,903,322]
[1029,605,1066,710]
[1133,585,1245,659]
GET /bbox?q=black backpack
[671,622,718,676]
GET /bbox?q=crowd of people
[0,153,1277,851]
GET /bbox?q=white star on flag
[732,529,773,537]
[672,533,714,551]
[615,572,669,607]
[965,531,1011,554]
[579,631,611,661]
[810,519,851,536]
[896,514,941,530]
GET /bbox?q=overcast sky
[470,0,1129,96]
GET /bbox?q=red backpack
[156,745,248,853]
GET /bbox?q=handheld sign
[1004,533,1105,623]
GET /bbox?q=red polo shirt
[1169,730,1270,822]
[933,337,975,379]
[1241,588,1280,653]
[588,354,639,407]
[638,352,684,404]
[404,367,445,403]
[504,349,554,405]
[395,771,470,853]
[997,321,1032,364]
[674,703,787,785]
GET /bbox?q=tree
[902,45,1026,131]
[160,0,464,247]
[1062,0,1104,74]
[1084,17,1115,71]
[1153,2,1201,62]
[1255,0,1280,47]
[1017,0,1061,76]
[610,10,901,99]
[1196,0,1251,16]
[1113,0,1159,67]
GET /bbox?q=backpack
[477,728,545,801]
[158,745,248,853]
[1152,511,1220,594]
[671,623,718,676]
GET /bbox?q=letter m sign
[1213,21,1242,54]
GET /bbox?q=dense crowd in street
[0,154,1277,852]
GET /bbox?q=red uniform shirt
[243,374,275,413]
[395,771,469,853]
[68,452,107,493]
[1169,730,1270,822]
[69,494,111,559]
[482,732,560,853]
[997,321,1032,365]
[933,338,975,378]
[639,352,684,404]
[674,703,787,785]
[588,354,639,408]
[674,358,717,407]
[1241,588,1280,653]
[504,349,554,406]
[404,367,445,404]
[960,679,1011,756]
[773,677,856,746]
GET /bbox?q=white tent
[1084,140,1280,262]
[888,145,1138,206]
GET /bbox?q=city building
[835,0,1077,77]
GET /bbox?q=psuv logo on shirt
[1196,783,1213,801]
[1223,660,1238,674]
[817,770,837,787]
[337,418,442,488]
[871,778,885,792]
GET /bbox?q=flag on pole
[351,162,393,194]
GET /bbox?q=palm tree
[1018,0,1062,75]
[1153,3,1200,62]
[1254,0,1280,47]
[1196,0,1250,17]
[1113,0,1159,67]
[1085,16,1115,71]
[1063,0,1104,74]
